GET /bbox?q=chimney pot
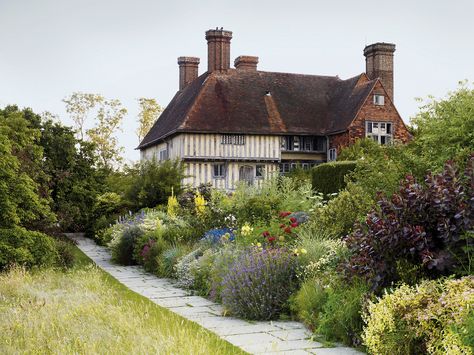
[177,56,200,90]
[205,28,233,72]
[363,42,396,102]
[234,56,259,71]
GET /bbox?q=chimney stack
[363,43,396,102]
[234,56,259,71]
[178,56,200,90]
[205,28,233,72]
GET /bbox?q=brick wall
[329,80,411,154]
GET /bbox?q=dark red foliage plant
[343,155,474,292]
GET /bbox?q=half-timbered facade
[138,29,411,189]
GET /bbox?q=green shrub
[126,159,185,210]
[159,244,191,278]
[454,309,474,350]
[54,239,76,268]
[111,226,144,265]
[0,227,58,270]
[292,276,369,346]
[296,276,369,346]
[363,277,474,355]
[312,183,373,238]
[142,238,170,274]
[311,161,357,196]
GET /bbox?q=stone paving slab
[69,234,363,355]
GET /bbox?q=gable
[348,80,411,142]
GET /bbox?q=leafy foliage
[126,159,185,210]
[136,98,163,142]
[344,157,474,291]
[0,106,54,229]
[311,161,357,195]
[363,277,474,355]
[111,225,144,265]
[410,80,474,171]
[291,276,369,346]
[0,227,58,270]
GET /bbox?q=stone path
[70,234,362,355]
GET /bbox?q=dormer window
[373,94,385,106]
[366,121,393,145]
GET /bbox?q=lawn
[0,246,245,355]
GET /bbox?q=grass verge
[0,245,245,354]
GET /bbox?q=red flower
[262,231,270,237]
[279,211,291,218]
[291,222,299,228]
[267,236,276,242]
[279,224,286,229]
[284,226,292,234]
[289,217,297,223]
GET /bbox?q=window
[213,164,226,178]
[328,148,337,161]
[282,136,325,151]
[256,165,265,178]
[159,149,168,161]
[221,134,245,145]
[373,94,385,106]
[366,121,393,145]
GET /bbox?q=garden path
[70,234,363,355]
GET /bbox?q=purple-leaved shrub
[220,247,297,320]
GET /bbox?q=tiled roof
[138,69,376,149]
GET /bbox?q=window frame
[255,164,265,179]
[221,134,246,145]
[328,148,337,162]
[212,163,226,179]
[366,121,393,145]
[373,94,385,106]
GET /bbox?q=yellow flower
[167,188,179,218]
[194,192,206,215]
[278,235,285,242]
[300,248,307,254]
[241,223,253,237]
[256,242,262,248]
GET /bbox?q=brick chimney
[205,28,233,72]
[234,56,259,71]
[363,43,396,102]
[178,56,200,90]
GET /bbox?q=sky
[1,0,473,163]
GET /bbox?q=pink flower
[279,211,292,218]
[290,217,297,223]
[284,227,292,234]
[267,236,276,242]
[262,231,270,237]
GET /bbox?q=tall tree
[63,93,103,140]
[136,98,162,142]
[0,106,54,229]
[63,92,127,170]
[86,98,127,170]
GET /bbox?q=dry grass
[0,264,244,354]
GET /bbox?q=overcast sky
[1,0,473,162]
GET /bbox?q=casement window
[328,148,337,161]
[279,163,291,174]
[221,134,245,145]
[159,149,168,161]
[366,121,393,145]
[281,136,326,151]
[373,94,385,106]
[256,165,265,178]
[213,163,226,178]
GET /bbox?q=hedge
[311,161,357,195]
